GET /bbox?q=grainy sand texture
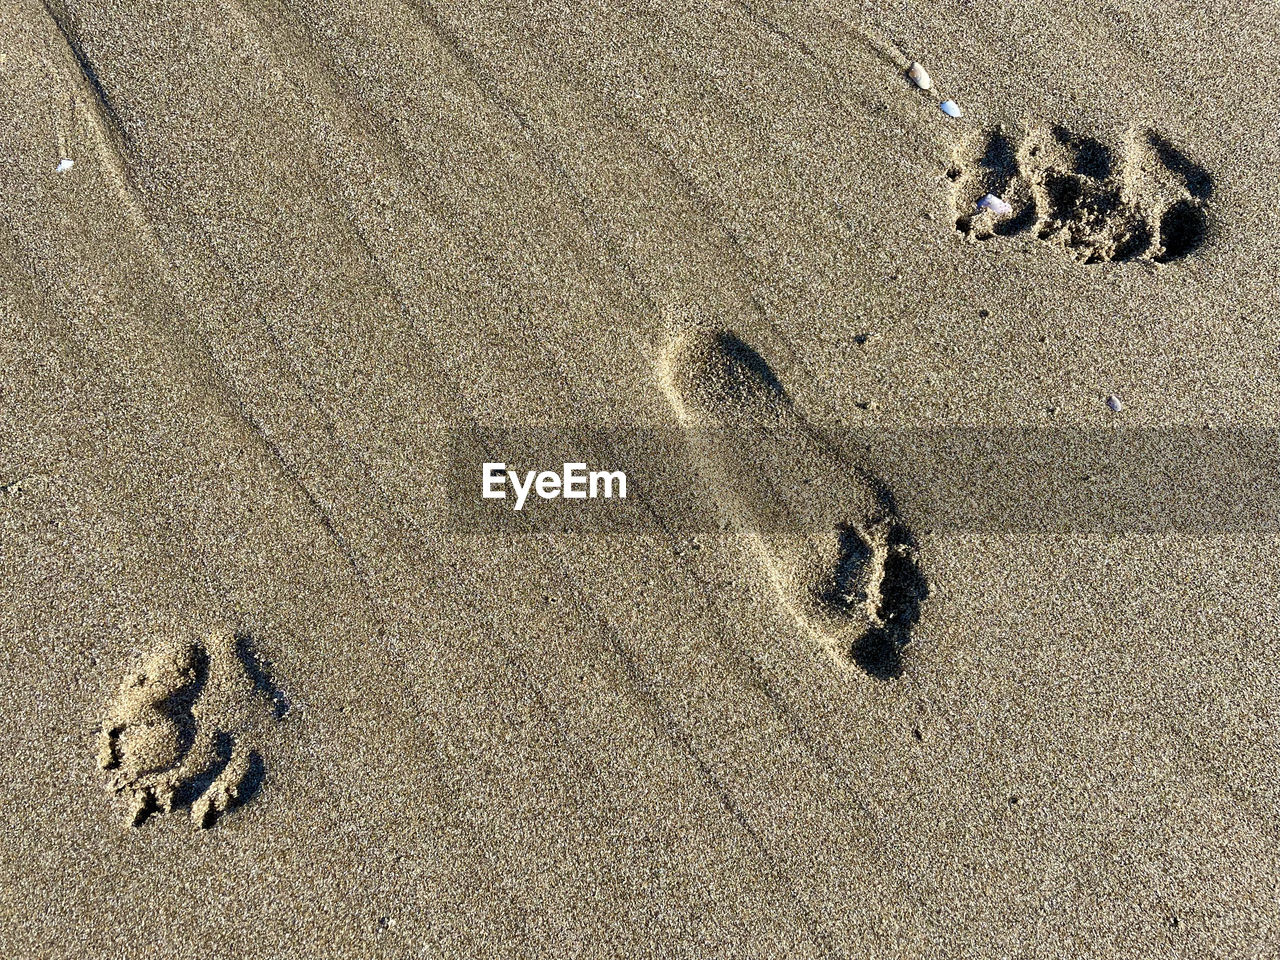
[1,0,1278,957]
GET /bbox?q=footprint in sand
[659,330,928,678]
[949,124,1212,264]
[98,628,288,827]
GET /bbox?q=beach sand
[1,0,1277,956]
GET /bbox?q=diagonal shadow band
[442,426,1280,535]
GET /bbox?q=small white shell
[907,62,932,90]
[55,158,74,173]
[939,100,963,118]
[976,194,1013,217]
[1105,395,1124,412]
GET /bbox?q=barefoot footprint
[98,628,287,827]
[659,330,928,678]
[949,124,1212,264]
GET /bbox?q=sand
[1,0,1277,956]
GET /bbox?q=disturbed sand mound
[659,329,928,678]
[950,123,1212,264]
[98,628,288,827]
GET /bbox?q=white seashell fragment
[976,194,1013,217]
[939,100,963,118]
[907,62,932,90]
[1105,394,1124,412]
[55,159,74,173]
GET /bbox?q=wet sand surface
[1,1,1278,956]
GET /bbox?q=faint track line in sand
[234,0,671,350]
[40,0,129,150]
[25,2,396,619]
[395,0,715,340]
[214,9,845,933]
[387,0,832,404]
[738,0,908,60]
[225,8,894,931]
[37,0,164,249]
[29,2,909,941]
[254,0,792,349]
[731,0,911,107]
[60,7,654,916]
[498,496,842,960]
[44,0,399,599]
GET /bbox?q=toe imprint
[949,123,1212,264]
[99,628,287,827]
[659,329,929,677]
